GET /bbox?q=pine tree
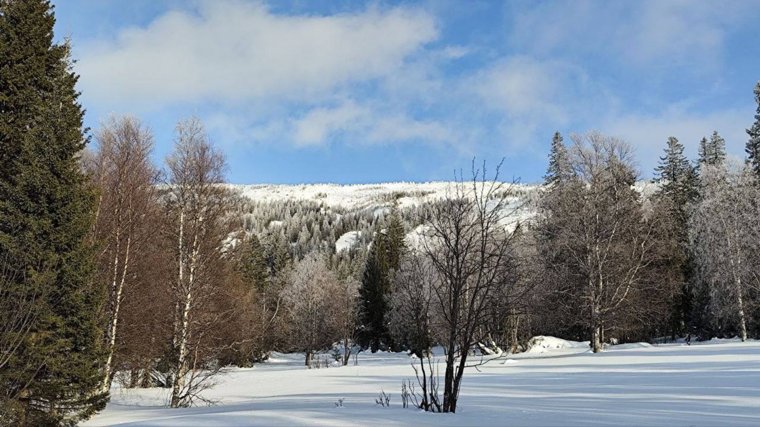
[544,131,573,186]
[746,82,760,178]
[0,1,107,423]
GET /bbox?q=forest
[1,1,760,425]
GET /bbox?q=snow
[335,231,362,253]
[231,182,539,212]
[84,339,760,426]
[524,335,589,354]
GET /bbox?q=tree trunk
[305,350,312,367]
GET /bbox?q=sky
[52,0,760,184]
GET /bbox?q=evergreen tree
[357,214,406,351]
[238,234,269,292]
[0,1,107,423]
[708,131,727,166]
[746,82,760,179]
[544,131,573,186]
[697,137,710,166]
[653,137,698,337]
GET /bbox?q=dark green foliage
[698,131,726,167]
[237,234,269,292]
[543,131,573,186]
[0,1,106,424]
[746,82,760,178]
[357,211,406,351]
[652,137,698,337]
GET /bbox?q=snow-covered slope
[232,182,539,212]
[85,339,760,426]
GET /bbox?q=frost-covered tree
[280,254,341,366]
[690,162,760,341]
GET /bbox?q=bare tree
[333,275,360,366]
[388,250,442,411]
[690,162,760,341]
[421,161,520,413]
[88,116,158,393]
[536,133,661,352]
[165,117,230,408]
[280,253,341,366]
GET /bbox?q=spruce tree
[653,137,698,337]
[746,82,760,178]
[544,131,572,186]
[697,137,710,166]
[357,214,406,352]
[0,1,106,423]
[238,234,269,292]
[357,238,390,352]
[708,131,726,166]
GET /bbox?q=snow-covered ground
[84,339,760,426]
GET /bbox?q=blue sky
[52,0,760,184]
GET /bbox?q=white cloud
[77,0,437,107]
[290,101,456,147]
[508,0,753,67]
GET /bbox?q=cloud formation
[78,1,437,107]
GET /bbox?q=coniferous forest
[2,1,760,425]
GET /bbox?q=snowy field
[84,338,760,426]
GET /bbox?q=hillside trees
[0,0,107,423]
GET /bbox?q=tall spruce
[0,0,107,423]
[544,131,572,186]
[653,137,698,336]
[746,82,760,178]
[357,212,406,351]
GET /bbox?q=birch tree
[280,254,342,367]
[537,133,661,352]
[89,116,158,393]
[690,162,760,341]
[165,118,229,408]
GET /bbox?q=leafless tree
[88,116,159,393]
[164,117,231,408]
[388,251,443,411]
[280,253,341,366]
[690,161,760,341]
[536,132,662,352]
[421,160,520,413]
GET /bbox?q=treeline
[2,0,760,423]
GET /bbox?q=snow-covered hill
[231,181,540,211]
